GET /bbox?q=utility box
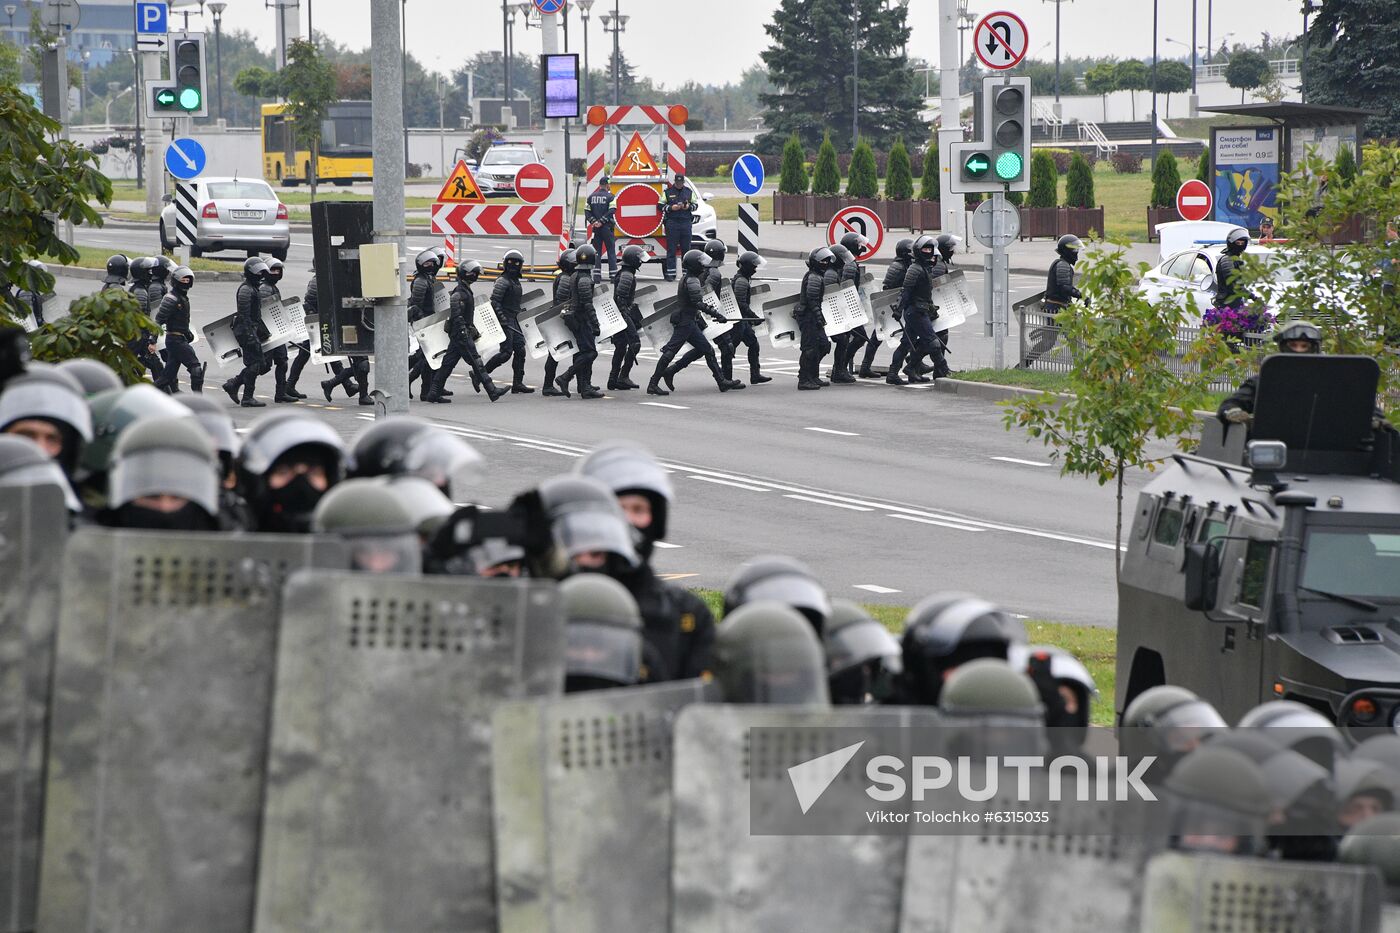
[359,244,401,299]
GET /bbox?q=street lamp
[1301,0,1321,104]
[79,48,90,117]
[577,0,593,104]
[851,0,859,145]
[1042,0,1071,102]
[501,2,515,107]
[957,2,977,71]
[600,3,627,162]
[1150,0,1159,166]
[1164,37,1200,95]
[208,2,226,124]
[402,0,409,165]
[4,5,15,42]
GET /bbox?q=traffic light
[151,32,208,117]
[948,75,1032,194]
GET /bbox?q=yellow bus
[261,100,373,186]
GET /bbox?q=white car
[159,177,290,261]
[476,143,542,197]
[682,177,719,249]
[1136,244,1284,318]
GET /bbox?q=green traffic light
[995,151,1024,181]
[179,87,202,111]
[964,153,991,178]
[155,88,177,108]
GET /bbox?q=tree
[779,133,809,194]
[885,137,913,200]
[1066,153,1095,207]
[958,53,984,96]
[1083,62,1117,122]
[918,137,939,201]
[1113,60,1149,120]
[28,290,157,383]
[1225,50,1271,103]
[0,39,23,88]
[847,140,879,197]
[1196,148,1210,184]
[1008,58,1082,97]
[1151,60,1192,118]
[758,0,924,151]
[1334,144,1358,187]
[1149,151,1183,207]
[811,132,841,196]
[1306,0,1400,138]
[1003,245,1220,575]
[277,39,337,200]
[1029,149,1058,208]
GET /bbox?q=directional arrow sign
[164,137,206,180]
[155,87,176,107]
[732,152,765,197]
[963,153,991,178]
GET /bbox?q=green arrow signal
[964,153,991,177]
[155,88,177,107]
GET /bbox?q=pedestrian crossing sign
[611,132,661,180]
[437,160,486,204]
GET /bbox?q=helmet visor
[0,381,93,441]
[346,532,423,575]
[108,447,219,515]
[826,619,902,676]
[0,463,80,511]
[743,573,831,624]
[720,636,829,705]
[551,506,639,566]
[401,432,485,499]
[1156,700,1228,753]
[566,622,642,685]
[242,417,344,476]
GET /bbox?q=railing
[1196,57,1300,81]
[1077,120,1118,157]
[1033,101,1064,141]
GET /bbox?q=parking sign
[136,2,168,34]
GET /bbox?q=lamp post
[401,0,409,165]
[1189,0,1197,94]
[79,48,90,116]
[1043,0,1071,103]
[577,0,593,104]
[600,4,626,161]
[957,1,976,73]
[851,0,859,145]
[502,2,516,108]
[3,4,15,42]
[209,2,226,124]
[1301,0,1320,103]
[1150,0,1159,165]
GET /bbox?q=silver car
[477,143,542,197]
[159,177,291,261]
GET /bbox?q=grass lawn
[693,588,1117,725]
[69,244,242,274]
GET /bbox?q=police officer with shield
[663,239,747,390]
[557,244,604,399]
[424,259,505,404]
[125,256,166,388]
[795,247,835,391]
[724,251,771,384]
[1021,234,1083,368]
[607,244,645,390]
[407,249,445,401]
[586,175,618,284]
[831,231,869,383]
[660,172,696,282]
[311,274,373,406]
[647,250,743,396]
[893,235,948,383]
[542,249,577,397]
[483,249,534,393]
[259,259,304,403]
[864,238,912,381]
[154,265,204,394]
[934,233,959,357]
[221,258,271,408]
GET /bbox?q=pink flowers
[1203,306,1275,339]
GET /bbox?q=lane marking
[853,584,901,594]
[805,427,860,437]
[688,475,772,492]
[891,514,986,532]
[658,572,699,581]
[785,494,874,511]
[653,541,684,549]
[991,456,1051,467]
[513,442,580,456]
[640,401,689,410]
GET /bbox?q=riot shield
[473,292,507,354]
[520,305,578,363]
[1138,851,1383,933]
[253,572,566,933]
[822,283,871,337]
[36,528,346,933]
[590,282,627,341]
[432,284,451,316]
[411,310,452,371]
[633,282,669,333]
[761,293,801,348]
[671,705,939,932]
[701,292,735,341]
[735,282,772,336]
[0,484,68,933]
[928,269,977,332]
[493,679,720,933]
[304,312,348,366]
[202,295,305,366]
[869,288,904,348]
[640,304,676,354]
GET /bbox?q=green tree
[779,133,809,194]
[1196,148,1210,184]
[918,138,939,201]
[758,0,923,151]
[1029,150,1058,208]
[1225,50,1271,103]
[811,132,841,196]
[0,39,24,88]
[1008,58,1082,96]
[1149,150,1183,207]
[1306,0,1400,138]
[1065,153,1095,207]
[1333,144,1358,186]
[847,139,879,197]
[1114,60,1149,120]
[1151,60,1193,118]
[1083,62,1118,122]
[28,290,157,383]
[279,39,338,200]
[885,137,913,200]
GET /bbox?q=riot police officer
[712,601,829,705]
[1217,320,1323,425]
[542,249,577,397]
[149,256,174,302]
[221,257,271,408]
[56,358,122,397]
[0,363,92,480]
[259,259,308,402]
[407,248,445,400]
[607,244,645,390]
[1215,226,1251,310]
[424,259,505,403]
[723,554,832,634]
[238,409,346,533]
[864,238,913,380]
[176,393,253,530]
[825,600,902,705]
[1021,234,1083,368]
[312,478,423,574]
[830,231,868,383]
[155,265,204,394]
[560,573,648,692]
[100,415,220,532]
[795,247,835,391]
[647,249,742,395]
[483,249,534,393]
[101,254,129,292]
[310,274,373,406]
[15,260,49,327]
[664,238,745,390]
[557,244,604,399]
[125,257,166,387]
[660,172,696,282]
[894,235,949,383]
[934,233,959,357]
[586,174,618,284]
[724,250,771,384]
[897,592,1027,705]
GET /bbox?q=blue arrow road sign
[732,152,765,197]
[164,138,207,181]
[135,2,168,34]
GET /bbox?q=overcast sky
[202,0,1303,85]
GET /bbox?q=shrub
[1196,148,1210,184]
[1334,145,1357,187]
[846,140,879,198]
[811,132,841,196]
[1005,189,1024,206]
[1029,150,1059,208]
[885,138,914,200]
[1039,147,1075,175]
[1109,151,1144,174]
[779,133,808,195]
[713,163,730,178]
[1066,153,1096,208]
[918,138,939,201]
[1149,150,1183,207]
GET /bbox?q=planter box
[1146,206,1178,241]
[1019,207,1062,239]
[1019,206,1106,240]
[1321,214,1369,246]
[771,192,806,224]
[912,200,941,232]
[1063,206,1106,238]
[805,194,841,226]
[883,199,912,230]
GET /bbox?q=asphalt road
[51,224,1139,626]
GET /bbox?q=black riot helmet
[912,234,938,263]
[501,249,525,276]
[807,246,835,271]
[935,234,957,261]
[558,249,578,274]
[456,259,483,284]
[894,238,914,261]
[263,258,284,285]
[574,243,598,267]
[1225,226,1250,255]
[723,554,831,635]
[829,243,854,267]
[736,250,763,275]
[106,254,130,279]
[242,257,269,281]
[1056,235,1083,262]
[152,256,175,283]
[704,238,727,265]
[898,592,1027,706]
[1009,643,1097,747]
[839,231,867,260]
[128,256,156,284]
[621,244,647,270]
[713,601,829,705]
[824,600,902,705]
[414,248,442,278]
[348,415,435,478]
[238,410,347,534]
[1272,320,1322,354]
[170,266,194,291]
[681,249,711,277]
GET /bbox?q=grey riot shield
[632,282,666,331]
[201,295,304,366]
[1138,851,1384,933]
[822,283,870,337]
[493,679,720,933]
[929,268,977,331]
[671,705,939,933]
[304,312,348,366]
[520,304,577,362]
[0,484,67,933]
[735,282,772,336]
[869,287,904,347]
[641,303,676,354]
[473,286,507,352]
[700,290,735,341]
[412,309,452,371]
[254,572,566,933]
[514,287,555,359]
[36,528,346,933]
[761,292,801,348]
[590,282,627,341]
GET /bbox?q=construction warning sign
[612,132,661,179]
[437,160,486,204]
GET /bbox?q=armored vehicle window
[1302,530,1400,599]
[1152,507,1184,546]
[1239,540,1274,609]
[1198,518,1229,544]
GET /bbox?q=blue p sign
[136,2,168,34]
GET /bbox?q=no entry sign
[614,183,663,239]
[514,162,555,205]
[827,206,884,260]
[1176,178,1213,222]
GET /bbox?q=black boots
[797,351,823,390]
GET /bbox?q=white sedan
[1136,244,1283,319]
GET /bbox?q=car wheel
[272,247,288,262]
[159,219,172,250]
[189,244,202,259]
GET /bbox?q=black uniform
[259,280,298,402]
[892,257,948,380]
[608,264,643,388]
[226,275,270,403]
[407,271,442,397]
[722,269,766,382]
[1021,254,1081,368]
[541,271,575,395]
[831,256,865,381]
[1214,251,1247,309]
[426,278,500,402]
[313,277,372,403]
[795,267,832,389]
[123,274,166,386]
[557,268,601,396]
[586,183,618,282]
[862,256,909,375]
[668,263,728,382]
[650,272,727,390]
[614,562,718,681]
[14,287,44,327]
[660,182,695,281]
[484,267,530,390]
[155,283,203,393]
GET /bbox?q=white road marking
[688,475,771,492]
[853,584,901,594]
[652,541,684,549]
[513,442,580,456]
[805,427,860,437]
[785,494,874,511]
[890,514,986,532]
[991,456,1051,467]
[639,401,689,410]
